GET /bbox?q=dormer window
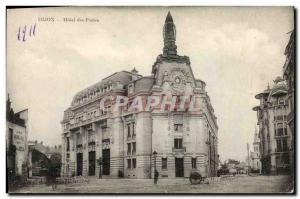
[128,84,134,94]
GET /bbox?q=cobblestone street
[11,175,293,194]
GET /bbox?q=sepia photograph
[5,6,295,194]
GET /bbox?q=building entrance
[76,153,83,176]
[175,158,184,177]
[88,151,96,176]
[102,149,110,175]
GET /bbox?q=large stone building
[282,30,295,174]
[6,95,29,179]
[253,77,291,174]
[61,12,218,179]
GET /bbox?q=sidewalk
[11,175,293,194]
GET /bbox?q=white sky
[6,7,294,162]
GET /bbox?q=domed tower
[163,12,177,56]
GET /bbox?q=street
[11,175,293,194]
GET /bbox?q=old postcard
[6,6,295,194]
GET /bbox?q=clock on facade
[170,70,186,93]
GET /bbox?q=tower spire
[163,11,177,56]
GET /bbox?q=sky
[6,7,294,162]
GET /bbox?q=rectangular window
[127,159,131,169]
[127,143,131,155]
[132,142,136,154]
[66,137,70,151]
[174,138,183,149]
[282,139,288,151]
[174,124,183,132]
[127,124,131,137]
[132,123,136,136]
[132,158,136,169]
[284,125,288,135]
[76,133,82,146]
[276,140,282,152]
[9,128,13,146]
[277,123,283,136]
[162,158,167,169]
[192,158,197,169]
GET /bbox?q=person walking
[48,164,57,190]
[154,169,159,184]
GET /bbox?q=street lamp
[153,151,157,184]
[97,157,102,179]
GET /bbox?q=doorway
[76,153,83,176]
[102,149,110,175]
[175,158,184,177]
[88,151,96,176]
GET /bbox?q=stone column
[71,133,76,176]
[81,127,88,177]
[60,135,65,177]
[95,122,102,178]
[110,117,124,178]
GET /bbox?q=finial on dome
[163,12,177,56]
[165,11,173,22]
[131,67,138,74]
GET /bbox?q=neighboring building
[250,126,261,173]
[6,95,29,178]
[282,30,295,174]
[61,12,218,179]
[253,77,291,174]
[28,140,61,177]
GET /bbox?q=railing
[172,147,186,153]
[68,114,110,130]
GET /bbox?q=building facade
[28,140,62,177]
[253,77,291,174]
[282,30,295,174]
[250,127,261,173]
[6,95,29,178]
[61,12,218,179]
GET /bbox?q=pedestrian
[48,164,57,190]
[154,169,159,184]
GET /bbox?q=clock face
[170,70,186,93]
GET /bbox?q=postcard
[6,6,295,194]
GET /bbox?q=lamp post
[153,151,157,184]
[97,157,102,179]
[247,143,250,175]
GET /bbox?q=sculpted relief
[162,68,194,95]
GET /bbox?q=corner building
[253,77,291,175]
[61,12,218,179]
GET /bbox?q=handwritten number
[17,23,36,42]
[22,25,26,42]
[32,23,36,36]
[17,27,21,41]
